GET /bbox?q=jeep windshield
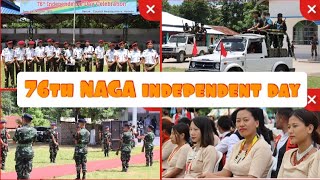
[169,36,187,43]
[216,38,247,52]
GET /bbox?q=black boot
[76,172,80,179]
[82,172,86,180]
[53,159,56,163]
[104,152,106,157]
[150,159,153,166]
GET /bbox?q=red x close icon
[305,89,320,112]
[300,0,320,20]
[139,0,161,21]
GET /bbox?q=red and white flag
[192,39,198,56]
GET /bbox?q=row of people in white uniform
[162,108,320,178]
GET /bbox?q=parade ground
[1,143,160,179]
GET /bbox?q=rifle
[116,139,122,155]
[141,138,145,152]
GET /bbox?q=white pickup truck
[162,33,209,63]
[186,33,295,72]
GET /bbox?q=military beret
[118,41,125,45]
[99,40,104,43]
[85,40,90,43]
[18,41,25,45]
[47,39,53,42]
[76,41,81,44]
[132,42,138,47]
[148,125,154,130]
[64,41,69,45]
[29,41,35,45]
[7,41,13,45]
[78,118,86,123]
[54,41,59,44]
[0,120,7,124]
[22,113,33,121]
[109,42,115,47]
[38,40,43,43]
[50,123,56,126]
[146,40,153,45]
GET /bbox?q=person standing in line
[45,39,55,72]
[83,40,94,72]
[128,42,141,72]
[105,42,118,72]
[0,120,10,170]
[25,41,36,72]
[94,40,105,72]
[116,41,129,72]
[141,40,159,72]
[2,41,15,87]
[53,42,62,72]
[116,124,133,172]
[48,123,59,163]
[143,125,155,167]
[35,40,45,72]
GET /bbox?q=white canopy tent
[162,12,224,35]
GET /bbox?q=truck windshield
[216,39,246,52]
[169,36,187,43]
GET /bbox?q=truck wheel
[199,51,204,56]
[227,67,243,72]
[275,65,289,72]
[176,51,185,63]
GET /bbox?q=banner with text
[17,72,308,108]
[18,0,137,14]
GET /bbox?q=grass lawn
[3,144,159,173]
[308,76,320,88]
[55,161,160,179]
[1,64,160,88]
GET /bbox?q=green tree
[179,0,210,24]
[25,108,50,126]
[162,0,171,12]
[1,92,19,116]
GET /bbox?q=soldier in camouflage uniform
[13,114,37,179]
[103,126,111,157]
[143,125,155,167]
[0,120,10,170]
[74,118,90,180]
[116,124,132,172]
[48,123,59,163]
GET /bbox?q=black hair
[163,109,169,116]
[217,115,232,131]
[191,116,214,147]
[172,123,190,145]
[178,117,191,127]
[162,118,174,135]
[231,108,241,126]
[291,109,320,145]
[237,108,271,145]
[209,120,219,137]
[276,108,293,122]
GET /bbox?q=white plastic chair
[214,151,223,172]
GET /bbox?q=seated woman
[278,109,319,178]
[184,117,218,178]
[163,123,191,178]
[162,117,176,171]
[200,108,273,178]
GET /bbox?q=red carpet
[0,150,160,179]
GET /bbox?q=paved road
[162,45,320,76]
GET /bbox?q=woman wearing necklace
[162,118,176,172]
[199,108,273,178]
[184,117,218,178]
[278,109,319,178]
[163,123,191,178]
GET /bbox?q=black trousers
[108,62,117,72]
[4,62,15,88]
[84,58,93,72]
[129,63,140,72]
[145,64,155,72]
[96,58,104,72]
[117,62,127,72]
